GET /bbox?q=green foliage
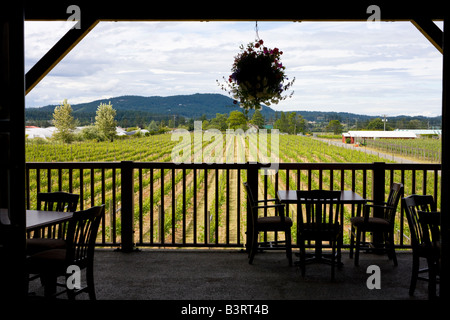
[26,94,441,131]
[206,113,228,131]
[52,99,77,144]
[227,111,248,130]
[95,102,118,142]
[250,109,265,128]
[367,117,392,130]
[80,125,105,141]
[326,119,344,135]
[273,111,306,134]
[146,120,159,133]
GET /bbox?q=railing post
[371,162,386,247]
[246,163,259,252]
[120,161,135,252]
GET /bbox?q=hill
[25,93,442,129]
[26,93,276,126]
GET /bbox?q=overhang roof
[24,1,446,21]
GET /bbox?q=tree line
[37,99,440,144]
[51,99,118,143]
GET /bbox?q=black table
[277,190,366,266]
[0,209,73,231]
[277,190,366,206]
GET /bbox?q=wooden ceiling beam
[411,19,443,53]
[23,1,445,21]
[25,17,99,94]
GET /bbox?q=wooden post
[246,163,259,252]
[206,211,211,244]
[371,162,386,247]
[0,3,27,300]
[120,161,135,252]
[159,205,164,244]
[440,16,450,299]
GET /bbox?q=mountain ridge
[25,93,442,126]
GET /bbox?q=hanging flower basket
[218,39,295,111]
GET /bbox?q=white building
[25,126,56,139]
[342,130,416,143]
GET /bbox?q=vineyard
[26,133,392,164]
[362,138,441,163]
[25,134,441,249]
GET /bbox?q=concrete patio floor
[28,249,433,302]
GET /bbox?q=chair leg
[388,232,397,266]
[286,230,293,266]
[86,265,97,300]
[299,240,306,277]
[349,226,355,259]
[248,230,258,265]
[331,241,336,281]
[427,258,438,299]
[354,229,361,266]
[337,235,342,268]
[409,254,419,296]
[41,274,57,298]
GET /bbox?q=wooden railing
[25,161,441,251]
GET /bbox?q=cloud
[25,21,442,117]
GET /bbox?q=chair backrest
[65,205,105,268]
[403,195,439,251]
[37,192,79,212]
[243,182,256,208]
[384,183,404,224]
[296,190,341,232]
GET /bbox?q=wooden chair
[27,192,80,255]
[243,182,293,266]
[26,205,105,299]
[296,190,342,280]
[37,191,80,213]
[350,183,403,266]
[403,195,440,299]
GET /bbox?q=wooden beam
[411,19,443,53]
[440,16,450,299]
[25,17,98,94]
[0,3,27,300]
[24,1,445,21]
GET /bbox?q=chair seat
[257,216,293,230]
[350,216,390,232]
[27,249,67,274]
[417,242,441,258]
[26,238,67,255]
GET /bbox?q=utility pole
[382,114,387,131]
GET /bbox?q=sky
[25,20,443,117]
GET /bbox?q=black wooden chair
[403,195,440,299]
[26,205,104,299]
[26,192,80,255]
[244,182,293,266]
[296,190,342,280]
[350,183,403,266]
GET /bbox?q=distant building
[394,129,441,137]
[342,130,416,143]
[25,126,56,139]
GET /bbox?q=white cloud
[25,21,442,117]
